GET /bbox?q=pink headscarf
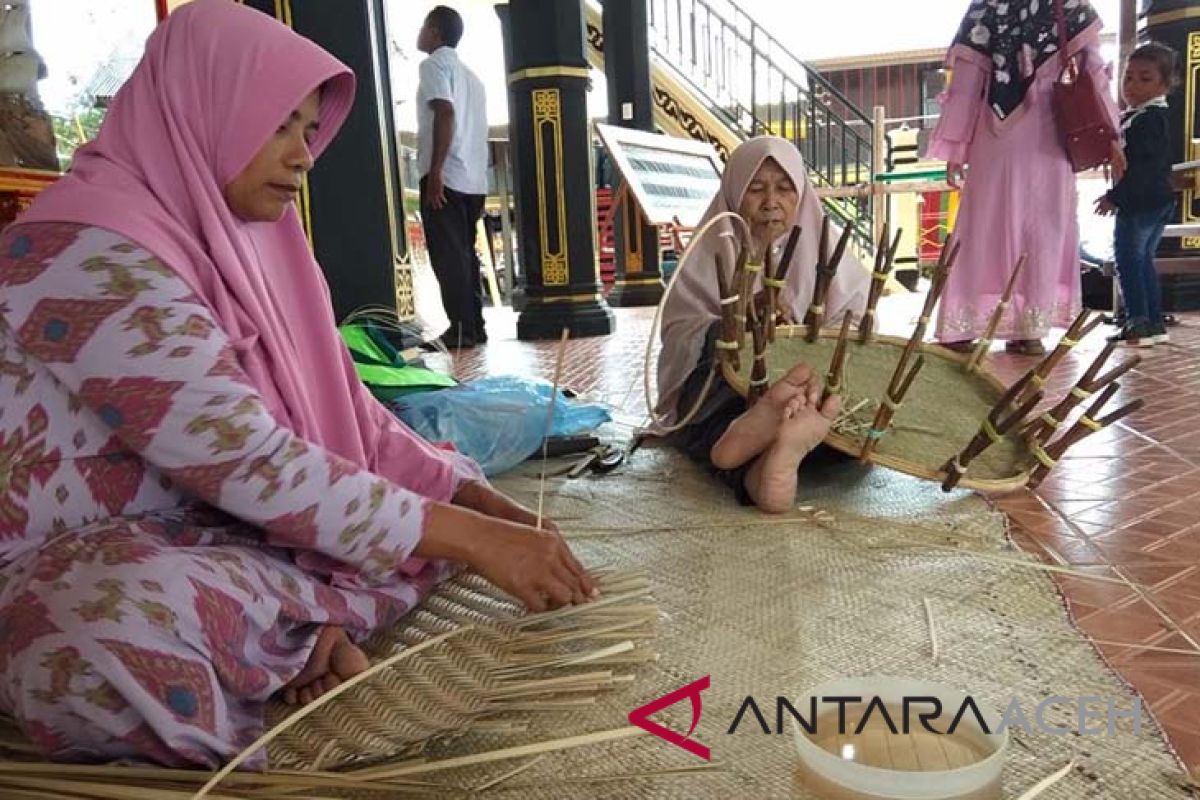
[656,136,870,427]
[15,0,479,505]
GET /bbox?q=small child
[1096,42,1179,348]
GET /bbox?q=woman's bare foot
[1004,339,1046,356]
[711,363,819,470]
[744,393,842,513]
[282,626,370,706]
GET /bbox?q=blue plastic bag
[391,376,611,476]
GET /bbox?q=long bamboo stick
[729,235,750,352]
[1015,310,1104,407]
[1024,342,1140,441]
[807,219,853,342]
[747,311,769,406]
[966,253,1027,372]
[859,224,902,343]
[860,354,926,461]
[713,249,740,372]
[1027,384,1144,489]
[765,225,802,342]
[881,236,958,403]
[823,311,854,404]
[941,372,1043,491]
[351,727,647,780]
[536,328,571,529]
[192,629,471,799]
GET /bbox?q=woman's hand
[452,480,558,534]
[1094,196,1116,217]
[467,520,596,611]
[945,161,966,190]
[416,501,596,612]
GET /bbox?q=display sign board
[594,123,723,228]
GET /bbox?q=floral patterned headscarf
[950,0,1101,120]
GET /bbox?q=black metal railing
[641,0,875,240]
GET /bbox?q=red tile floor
[425,296,1200,780]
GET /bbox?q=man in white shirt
[416,6,490,347]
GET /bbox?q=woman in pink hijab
[0,0,592,767]
[656,136,870,513]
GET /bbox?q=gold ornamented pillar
[1144,0,1200,258]
[498,1,615,340]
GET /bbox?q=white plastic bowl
[792,676,1008,800]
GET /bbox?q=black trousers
[420,176,486,337]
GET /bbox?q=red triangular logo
[628,675,711,761]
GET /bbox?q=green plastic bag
[339,323,456,403]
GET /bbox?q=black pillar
[1143,0,1200,259]
[244,0,412,323]
[602,0,664,307]
[498,0,615,340]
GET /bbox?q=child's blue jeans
[1114,203,1174,329]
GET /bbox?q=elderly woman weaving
[0,0,594,768]
[656,137,871,513]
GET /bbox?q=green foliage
[50,105,105,170]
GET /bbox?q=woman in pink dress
[929,0,1121,354]
[0,0,593,767]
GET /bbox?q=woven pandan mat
[0,446,1194,799]
[456,445,1196,799]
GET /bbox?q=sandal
[1005,339,1046,356]
[941,340,976,353]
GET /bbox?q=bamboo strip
[0,776,243,800]
[923,597,940,665]
[515,589,654,629]
[350,727,647,780]
[1015,760,1076,800]
[535,328,571,529]
[644,211,750,434]
[472,755,548,793]
[503,764,723,789]
[865,543,1131,585]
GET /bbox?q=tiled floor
[425,296,1200,780]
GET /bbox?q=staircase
[586,0,877,245]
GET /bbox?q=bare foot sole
[282,626,370,706]
[712,364,814,469]
[1005,339,1046,356]
[746,411,829,514]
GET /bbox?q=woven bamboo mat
[458,444,1196,798]
[0,445,1194,799]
